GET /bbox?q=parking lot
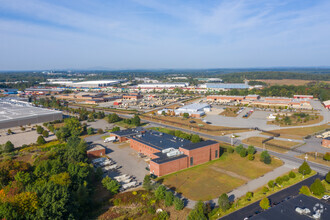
[87,137,149,188]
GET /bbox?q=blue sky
[0,0,330,70]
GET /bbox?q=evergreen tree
[310,178,325,196]
[298,161,311,175]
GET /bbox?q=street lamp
[231,135,235,146]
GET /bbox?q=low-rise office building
[110,128,221,176]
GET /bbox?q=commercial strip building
[58,92,122,104]
[110,128,221,176]
[207,95,312,109]
[122,93,143,100]
[0,98,62,129]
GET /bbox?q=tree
[260,197,270,210]
[15,171,31,186]
[101,176,120,195]
[262,186,269,194]
[240,148,248,157]
[247,145,256,155]
[142,175,152,191]
[326,171,330,184]
[310,178,325,196]
[64,117,82,136]
[157,211,169,220]
[165,191,174,207]
[7,129,12,134]
[218,193,231,211]
[248,154,255,161]
[235,145,244,154]
[182,113,189,118]
[3,141,14,153]
[87,127,94,135]
[97,129,104,134]
[111,126,120,132]
[299,185,311,196]
[49,172,72,186]
[260,151,271,164]
[245,192,253,201]
[174,197,184,210]
[42,130,49,138]
[131,115,141,126]
[289,171,296,178]
[268,180,275,189]
[187,201,207,220]
[155,185,166,200]
[37,136,46,145]
[191,134,201,143]
[323,152,330,161]
[275,177,283,187]
[36,126,44,134]
[298,161,311,175]
[282,175,289,182]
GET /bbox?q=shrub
[102,176,120,195]
[191,134,201,143]
[36,126,44,134]
[275,177,283,186]
[240,148,248,157]
[260,151,271,164]
[326,171,330,184]
[268,180,275,188]
[3,141,14,153]
[248,154,255,161]
[37,136,46,145]
[21,127,26,131]
[157,211,169,220]
[7,129,12,134]
[235,145,244,154]
[260,197,270,210]
[155,185,166,200]
[245,192,253,201]
[218,193,230,211]
[247,145,256,155]
[97,129,104,134]
[174,197,184,210]
[142,175,152,191]
[310,178,325,196]
[298,161,311,175]
[165,191,174,207]
[147,206,156,214]
[299,185,311,196]
[323,152,330,161]
[282,175,289,182]
[113,198,121,206]
[111,126,120,132]
[262,186,269,194]
[87,127,94,135]
[289,171,296,178]
[42,130,49,138]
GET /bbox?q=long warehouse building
[0,99,62,129]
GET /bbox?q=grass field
[263,124,330,140]
[158,153,282,201]
[242,137,300,153]
[256,79,328,86]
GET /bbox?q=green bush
[299,185,311,196]
[268,180,275,188]
[262,186,269,194]
[326,171,330,184]
[87,127,94,135]
[155,185,166,200]
[289,171,296,178]
[157,211,169,220]
[310,178,325,196]
[247,154,255,161]
[240,148,248,157]
[147,206,156,214]
[260,151,271,164]
[36,126,44,134]
[174,197,184,210]
[42,130,49,138]
[37,136,46,145]
[245,192,253,201]
[275,177,283,186]
[101,176,120,195]
[323,152,330,161]
[164,191,174,207]
[298,161,311,175]
[282,175,289,182]
[235,145,244,154]
[218,193,230,211]
[227,147,234,153]
[2,141,14,153]
[247,145,256,155]
[111,126,120,132]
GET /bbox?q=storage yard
[0,98,62,129]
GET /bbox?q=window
[190,157,193,166]
[215,150,218,158]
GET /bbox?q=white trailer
[102,164,118,172]
[120,178,132,184]
[121,181,137,190]
[92,157,107,164]
[114,174,130,182]
[104,136,116,143]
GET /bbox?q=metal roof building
[201,83,250,89]
[0,98,62,129]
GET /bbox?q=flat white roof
[178,103,210,111]
[74,80,121,85]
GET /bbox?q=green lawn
[158,153,283,201]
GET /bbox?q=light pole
[231,135,235,146]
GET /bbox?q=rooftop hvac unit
[162,148,175,153]
[167,150,183,157]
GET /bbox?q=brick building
[87,145,106,158]
[322,137,330,148]
[110,128,222,176]
[123,93,143,100]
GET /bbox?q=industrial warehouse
[110,128,222,176]
[0,98,62,129]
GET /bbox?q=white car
[322,195,330,200]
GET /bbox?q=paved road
[220,174,324,220]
